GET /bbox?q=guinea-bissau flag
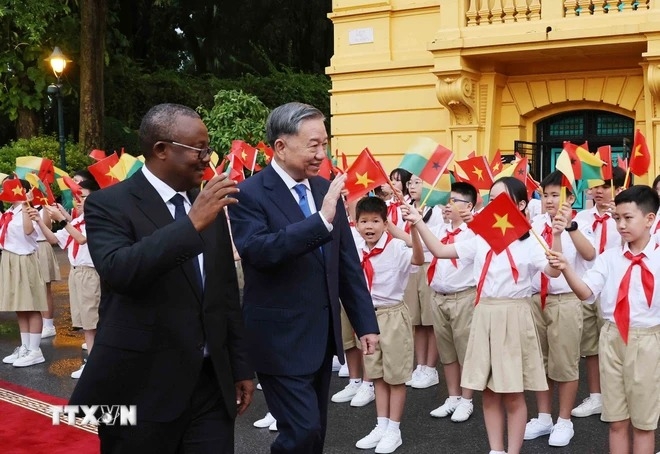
[397,137,454,184]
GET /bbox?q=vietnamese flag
[468,193,532,254]
[89,149,107,161]
[255,142,274,164]
[598,145,613,180]
[0,178,28,203]
[490,150,503,176]
[25,173,55,206]
[62,176,83,203]
[455,156,494,190]
[88,153,121,188]
[344,148,389,201]
[630,129,651,177]
[230,140,258,171]
[15,156,55,184]
[318,157,333,180]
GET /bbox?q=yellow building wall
[327,0,660,180]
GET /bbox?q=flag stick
[610,179,615,201]
[623,166,631,189]
[559,186,566,207]
[420,172,444,208]
[530,227,551,254]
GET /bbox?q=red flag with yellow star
[455,156,494,190]
[0,178,28,203]
[489,149,503,176]
[230,140,258,171]
[630,129,651,177]
[468,193,531,254]
[88,152,121,188]
[344,148,388,201]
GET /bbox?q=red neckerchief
[427,227,461,285]
[387,200,401,226]
[362,233,394,291]
[614,251,654,344]
[0,211,14,248]
[64,219,86,258]
[592,212,610,254]
[539,223,553,310]
[475,246,519,305]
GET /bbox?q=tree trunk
[15,108,40,139]
[79,0,107,153]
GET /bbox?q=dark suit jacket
[228,165,378,376]
[69,170,253,422]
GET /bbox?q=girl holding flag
[402,176,560,454]
[0,177,48,368]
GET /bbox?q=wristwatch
[59,219,69,229]
[565,221,578,232]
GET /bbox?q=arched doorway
[515,110,634,208]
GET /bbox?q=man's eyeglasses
[161,141,213,160]
[449,197,470,204]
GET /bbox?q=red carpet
[0,380,99,453]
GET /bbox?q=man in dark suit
[69,103,254,453]
[229,102,379,453]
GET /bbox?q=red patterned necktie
[539,223,554,310]
[475,246,519,305]
[387,201,401,226]
[0,211,13,247]
[614,251,654,344]
[64,220,86,258]
[427,228,461,285]
[592,213,610,254]
[362,234,393,291]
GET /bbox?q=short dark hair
[652,174,660,190]
[139,104,200,157]
[79,179,100,192]
[266,102,324,145]
[355,196,388,222]
[540,170,573,197]
[601,166,626,189]
[73,169,93,181]
[615,185,660,215]
[451,181,477,205]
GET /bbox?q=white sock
[377,417,389,430]
[460,397,472,403]
[43,318,54,329]
[538,412,553,426]
[557,416,572,425]
[414,364,422,372]
[387,419,400,433]
[28,333,41,351]
[489,451,506,454]
[20,332,29,347]
[448,395,461,403]
[363,381,374,388]
[350,378,362,385]
[590,393,602,400]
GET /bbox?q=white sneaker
[356,426,386,449]
[548,419,574,447]
[338,364,349,377]
[375,430,402,454]
[254,412,276,428]
[405,367,422,386]
[332,355,342,372]
[2,345,28,364]
[12,348,45,367]
[430,397,460,418]
[81,343,88,350]
[524,418,553,440]
[450,399,474,422]
[71,364,85,379]
[268,420,278,431]
[41,326,56,339]
[411,368,439,389]
[331,381,361,403]
[571,396,602,417]
[350,383,375,407]
[256,383,262,391]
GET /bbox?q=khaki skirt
[0,251,47,312]
[36,241,61,283]
[461,297,548,393]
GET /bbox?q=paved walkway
[0,250,650,453]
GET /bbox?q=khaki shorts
[403,263,434,326]
[580,299,604,356]
[363,302,414,385]
[69,266,100,330]
[432,287,475,366]
[531,293,583,382]
[340,304,359,351]
[599,321,660,430]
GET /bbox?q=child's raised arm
[401,204,458,259]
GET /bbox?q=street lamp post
[46,47,70,170]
